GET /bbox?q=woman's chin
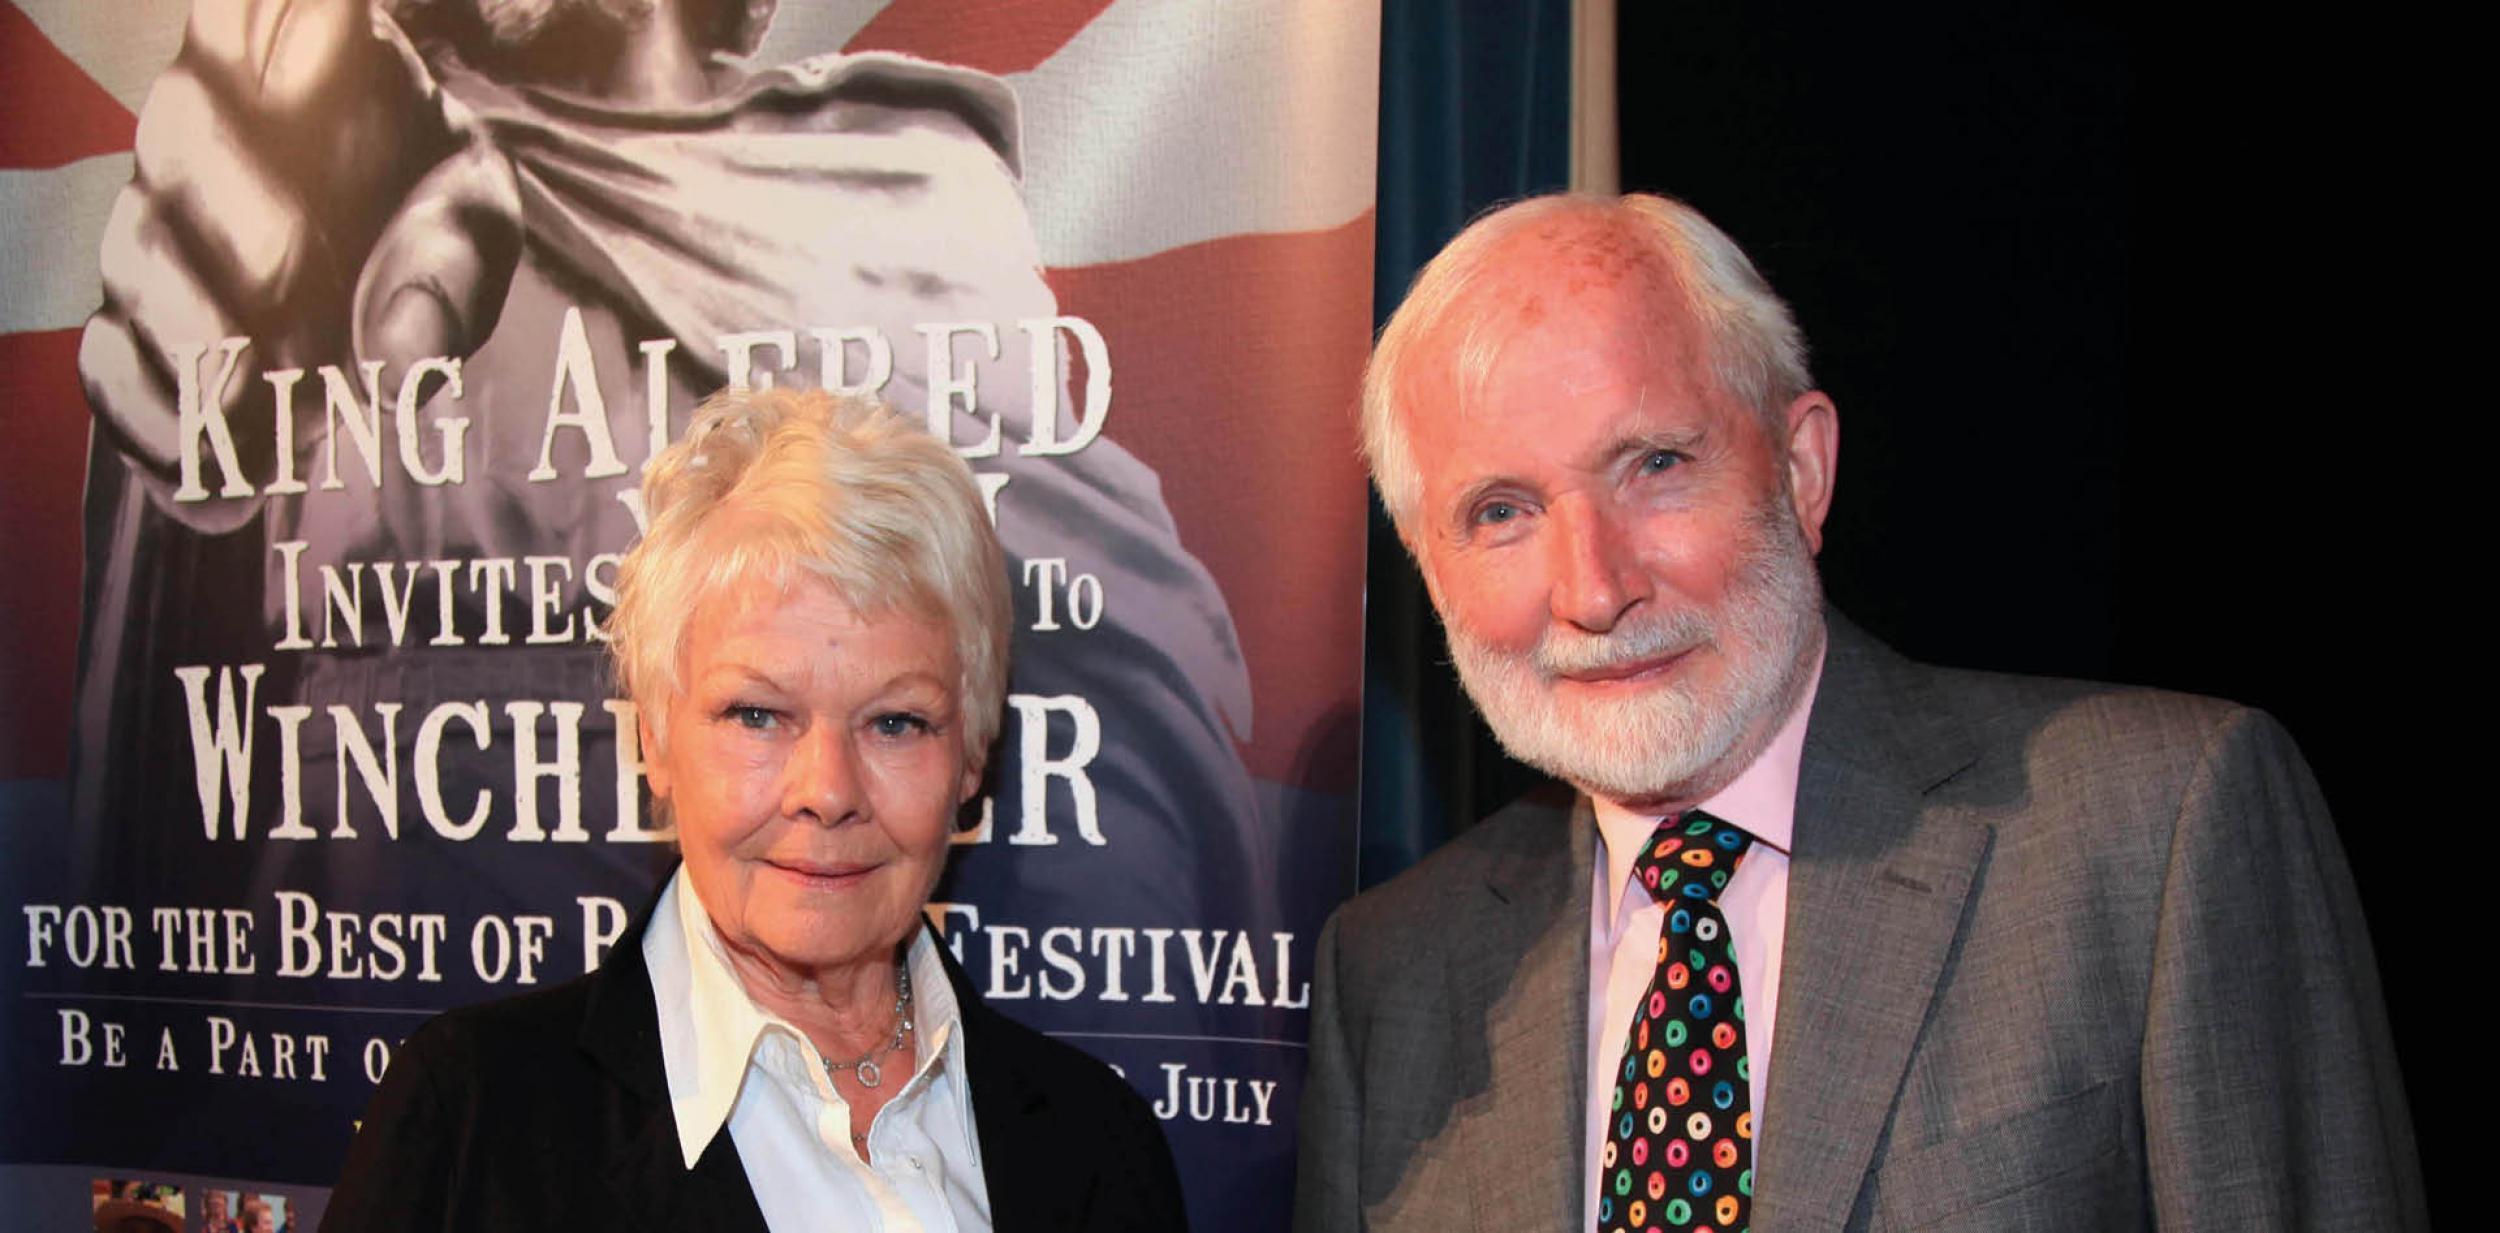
[738,916,908,981]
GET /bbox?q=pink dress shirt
[1581,652,1822,1230]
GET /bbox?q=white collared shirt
[645,867,991,1233]
[1582,650,1824,1231]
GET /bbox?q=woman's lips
[764,858,878,888]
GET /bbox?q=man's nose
[1548,499,1649,633]
[782,721,863,826]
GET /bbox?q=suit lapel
[1453,788,1596,1233]
[1754,617,1992,1233]
[581,872,772,1233]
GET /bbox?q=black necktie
[1596,809,1756,1233]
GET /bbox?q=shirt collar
[1593,645,1824,921]
[644,866,972,1169]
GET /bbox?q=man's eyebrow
[1444,473,1523,532]
[1600,425,1707,465]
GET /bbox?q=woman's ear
[640,709,673,800]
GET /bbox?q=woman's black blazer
[319,875,1188,1232]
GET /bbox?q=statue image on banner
[78,0,1264,913]
[38,0,1361,1223]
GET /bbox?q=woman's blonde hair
[606,387,1012,761]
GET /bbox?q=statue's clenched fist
[81,0,521,523]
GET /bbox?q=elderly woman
[322,389,1186,1232]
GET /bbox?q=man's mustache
[1533,610,1713,677]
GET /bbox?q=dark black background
[1609,0,2457,1212]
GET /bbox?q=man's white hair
[1361,192,1814,539]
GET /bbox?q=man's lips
[1554,646,1691,686]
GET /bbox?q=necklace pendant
[855,1058,882,1089]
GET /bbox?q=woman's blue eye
[728,705,776,730]
[873,712,932,737]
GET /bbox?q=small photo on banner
[88,1177,181,1233]
[187,1186,296,1233]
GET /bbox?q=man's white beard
[1446,497,1825,807]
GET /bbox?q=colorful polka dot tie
[1596,810,1755,1233]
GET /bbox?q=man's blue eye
[1476,501,1518,525]
[1641,450,1680,474]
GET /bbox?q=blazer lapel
[581,872,772,1233]
[1453,788,1596,1233]
[600,1119,774,1233]
[962,1017,1075,1233]
[1754,618,1991,1233]
[945,931,1093,1233]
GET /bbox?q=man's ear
[1782,391,1839,554]
[640,710,673,800]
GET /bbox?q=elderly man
[1294,193,2422,1232]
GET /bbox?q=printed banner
[1,3,1377,1229]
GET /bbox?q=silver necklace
[823,961,913,1089]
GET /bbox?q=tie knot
[1632,809,1754,908]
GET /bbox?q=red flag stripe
[0,326,88,780]
[843,0,1116,78]
[1052,213,1375,791]
[0,2,136,168]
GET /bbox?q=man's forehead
[1415,259,1707,421]
[1483,219,1656,300]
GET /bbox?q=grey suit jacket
[1294,615,2423,1231]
